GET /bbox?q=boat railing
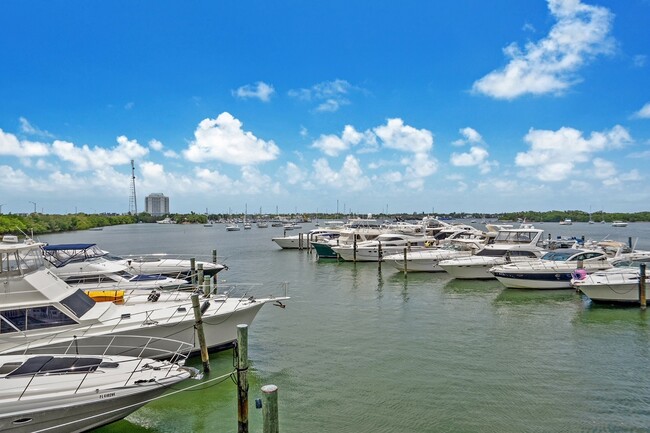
[4,335,192,401]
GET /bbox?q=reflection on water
[494,288,580,305]
[575,298,650,328]
[443,277,503,295]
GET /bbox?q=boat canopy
[42,243,107,267]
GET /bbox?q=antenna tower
[129,160,138,215]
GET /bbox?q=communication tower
[129,160,138,215]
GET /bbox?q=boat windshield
[493,231,538,244]
[541,251,576,261]
[42,244,107,267]
[0,247,44,276]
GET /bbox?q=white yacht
[572,259,650,304]
[332,233,436,262]
[559,219,573,225]
[439,227,545,279]
[0,235,289,355]
[611,221,628,227]
[490,248,612,289]
[225,224,241,231]
[42,244,190,291]
[0,335,194,433]
[382,230,488,272]
[272,228,340,250]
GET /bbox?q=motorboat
[611,221,628,227]
[156,217,176,224]
[572,259,650,304]
[332,233,437,262]
[257,221,269,228]
[42,244,190,291]
[243,223,252,230]
[382,230,489,272]
[272,229,339,250]
[225,224,240,231]
[559,219,573,225]
[439,226,545,279]
[311,218,386,259]
[0,335,195,433]
[490,248,612,289]
[0,235,289,355]
[108,251,227,279]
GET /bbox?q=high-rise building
[145,193,169,216]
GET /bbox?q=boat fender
[572,269,587,280]
[200,300,210,314]
[148,291,161,302]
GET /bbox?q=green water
[39,222,650,433]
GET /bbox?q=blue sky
[1,0,649,216]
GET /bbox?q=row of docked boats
[272,218,650,305]
[0,234,289,431]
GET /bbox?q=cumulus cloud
[472,0,615,99]
[452,127,483,146]
[183,112,280,165]
[233,81,275,102]
[288,79,356,112]
[283,162,306,185]
[0,129,50,157]
[515,124,632,181]
[451,146,489,167]
[633,102,650,119]
[374,118,433,153]
[149,139,163,151]
[51,136,149,171]
[312,125,375,157]
[312,155,371,191]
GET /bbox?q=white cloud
[450,146,489,167]
[633,102,650,119]
[233,82,275,102]
[633,55,647,68]
[283,162,305,185]
[149,139,164,151]
[312,125,376,157]
[184,112,280,165]
[374,118,433,153]
[515,125,632,181]
[288,79,355,112]
[51,136,149,171]
[0,128,50,157]
[472,0,615,99]
[453,127,483,146]
[19,117,54,138]
[312,155,371,191]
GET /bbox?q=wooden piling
[190,294,210,373]
[262,384,279,433]
[197,263,204,291]
[298,233,303,250]
[640,263,647,309]
[353,236,357,262]
[212,249,218,264]
[403,247,408,277]
[190,258,197,287]
[203,275,210,296]
[629,237,633,249]
[237,324,249,433]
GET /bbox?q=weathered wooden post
[203,275,210,296]
[298,233,303,250]
[262,384,279,433]
[191,294,210,373]
[403,247,408,277]
[629,237,633,249]
[197,263,204,291]
[237,324,249,433]
[353,236,357,262]
[190,257,197,287]
[212,249,218,264]
[640,263,647,309]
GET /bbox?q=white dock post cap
[262,384,278,394]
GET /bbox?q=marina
[16,220,650,432]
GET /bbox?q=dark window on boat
[60,289,96,318]
[476,249,507,257]
[0,306,78,333]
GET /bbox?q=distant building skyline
[145,193,169,217]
